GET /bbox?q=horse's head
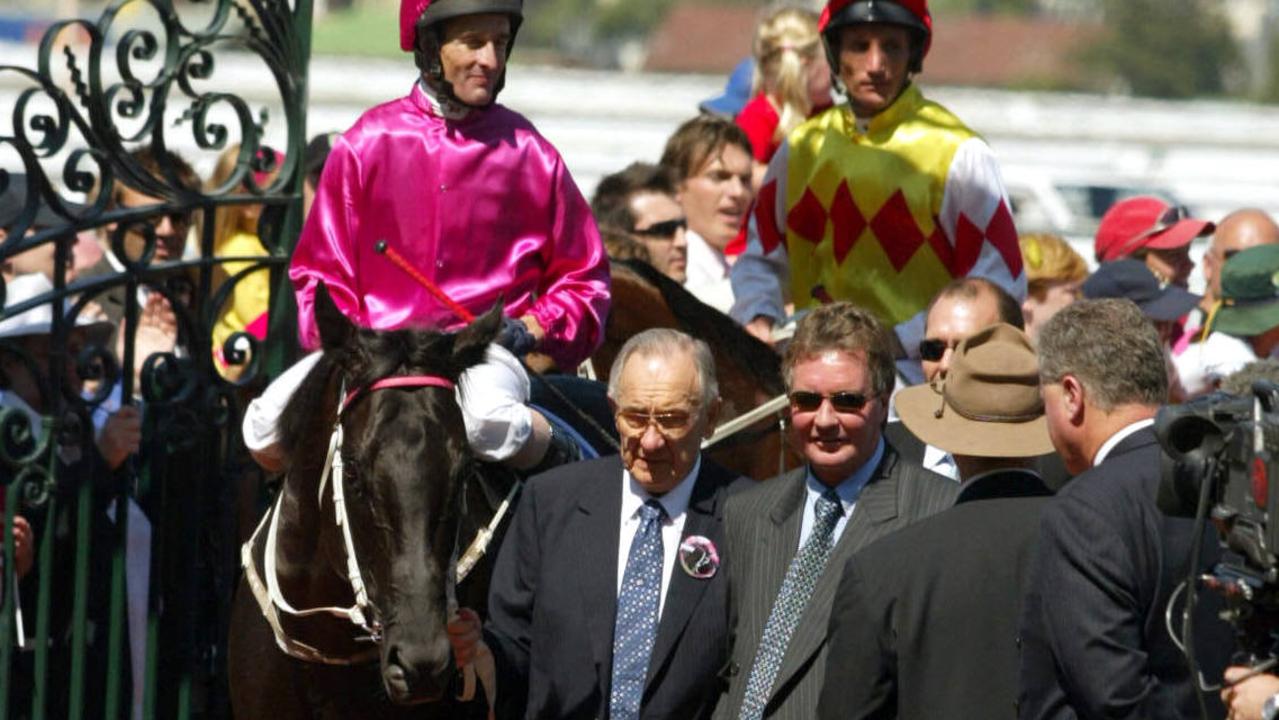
[302,283,499,703]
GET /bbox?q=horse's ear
[451,304,503,371]
[314,282,354,350]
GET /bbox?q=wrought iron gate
[0,0,312,716]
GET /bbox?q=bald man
[1177,208,1279,396]
[1202,209,1279,307]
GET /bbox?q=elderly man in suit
[818,323,1054,719]
[1018,298,1231,718]
[447,327,744,720]
[714,302,957,720]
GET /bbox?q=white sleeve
[936,137,1026,299]
[242,351,325,451]
[730,141,792,326]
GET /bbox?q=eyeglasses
[918,338,960,362]
[139,211,192,231]
[616,408,696,436]
[633,218,687,239]
[788,391,871,413]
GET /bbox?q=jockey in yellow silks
[730,0,1025,383]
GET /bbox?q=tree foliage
[1089,0,1240,98]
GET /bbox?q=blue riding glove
[497,316,537,357]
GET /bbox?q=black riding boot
[526,425,582,477]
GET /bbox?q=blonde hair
[1020,233,1089,301]
[752,6,821,145]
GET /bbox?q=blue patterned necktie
[610,499,667,720]
[738,488,843,720]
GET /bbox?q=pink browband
[341,375,456,413]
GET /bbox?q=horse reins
[243,373,488,665]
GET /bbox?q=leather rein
[241,373,519,668]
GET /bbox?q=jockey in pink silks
[243,0,610,473]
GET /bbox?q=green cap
[1215,244,1279,337]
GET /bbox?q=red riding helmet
[819,0,932,74]
[398,0,523,106]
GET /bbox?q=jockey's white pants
[242,344,532,463]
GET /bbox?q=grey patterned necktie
[738,488,843,720]
[610,499,667,720]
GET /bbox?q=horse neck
[274,371,352,604]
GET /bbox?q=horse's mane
[614,258,783,394]
[276,327,458,459]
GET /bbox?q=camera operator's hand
[1222,666,1279,720]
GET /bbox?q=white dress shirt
[616,456,702,618]
[921,443,960,481]
[798,437,885,548]
[683,230,735,313]
[1092,418,1156,467]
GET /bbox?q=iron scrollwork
[0,0,311,716]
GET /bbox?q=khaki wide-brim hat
[895,323,1054,458]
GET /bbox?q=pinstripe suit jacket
[713,442,958,720]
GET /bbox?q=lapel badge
[679,535,719,579]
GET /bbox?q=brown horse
[593,260,800,481]
[227,285,512,719]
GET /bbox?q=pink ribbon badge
[678,535,720,579]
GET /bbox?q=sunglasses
[1114,203,1190,258]
[788,390,871,413]
[918,338,960,362]
[139,211,192,231]
[633,218,687,239]
[616,408,696,435]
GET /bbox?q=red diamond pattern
[953,213,985,276]
[787,188,828,245]
[926,217,951,271]
[985,200,1023,277]
[829,183,866,264]
[869,190,925,271]
[756,180,783,253]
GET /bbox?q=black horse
[227,284,515,718]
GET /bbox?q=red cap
[400,0,433,51]
[1093,196,1214,263]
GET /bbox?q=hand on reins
[1222,666,1279,720]
[447,607,484,669]
[497,316,537,357]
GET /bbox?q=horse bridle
[247,373,476,665]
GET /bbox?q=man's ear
[1061,375,1086,425]
[702,396,724,440]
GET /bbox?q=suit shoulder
[894,461,960,515]
[726,469,801,515]
[525,456,619,504]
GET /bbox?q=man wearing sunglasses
[592,162,690,283]
[452,329,744,720]
[882,277,1020,480]
[715,302,957,720]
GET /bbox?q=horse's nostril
[383,646,416,701]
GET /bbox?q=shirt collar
[413,78,472,121]
[684,230,730,280]
[845,83,922,137]
[622,455,703,522]
[804,436,885,515]
[1092,418,1156,467]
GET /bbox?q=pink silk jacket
[290,83,611,370]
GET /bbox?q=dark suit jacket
[884,420,1074,491]
[485,455,744,720]
[1017,427,1231,719]
[713,441,959,720]
[817,469,1053,720]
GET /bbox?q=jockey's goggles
[788,390,871,414]
[632,218,687,239]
